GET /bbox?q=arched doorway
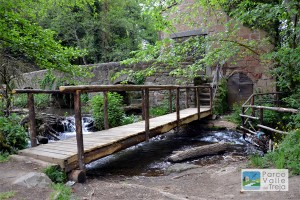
[227,72,253,108]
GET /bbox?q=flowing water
[86,130,247,178]
[58,117,247,177]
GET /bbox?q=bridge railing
[240,92,299,136]
[13,84,213,171]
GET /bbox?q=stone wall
[17,62,198,107]
[161,0,276,93]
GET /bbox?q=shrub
[251,130,300,175]
[44,166,67,183]
[224,103,243,125]
[91,92,125,130]
[0,114,28,153]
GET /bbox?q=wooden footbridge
[13,85,213,178]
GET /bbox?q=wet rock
[165,163,199,175]
[13,172,52,188]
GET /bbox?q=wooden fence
[240,92,299,135]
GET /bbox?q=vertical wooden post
[196,87,200,120]
[176,87,180,132]
[103,91,109,130]
[259,108,264,125]
[28,93,37,147]
[74,90,86,172]
[185,88,189,108]
[141,90,145,120]
[169,89,173,112]
[144,89,150,141]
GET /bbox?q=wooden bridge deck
[19,107,211,172]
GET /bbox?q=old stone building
[161,0,276,106]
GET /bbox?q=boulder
[13,172,52,188]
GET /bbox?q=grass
[43,166,67,183]
[249,130,300,175]
[0,153,9,163]
[0,191,16,200]
[50,184,72,200]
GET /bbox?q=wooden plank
[257,124,288,134]
[239,114,259,120]
[19,107,212,172]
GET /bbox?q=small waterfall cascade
[58,116,94,140]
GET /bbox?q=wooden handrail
[243,105,299,114]
[12,84,213,173]
[240,92,298,137]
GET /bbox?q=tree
[121,0,299,106]
[38,0,158,63]
[0,0,89,114]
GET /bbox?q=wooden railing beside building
[240,92,299,135]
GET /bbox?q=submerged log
[168,142,231,163]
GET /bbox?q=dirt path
[2,155,298,200]
[73,159,300,200]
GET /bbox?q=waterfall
[58,116,94,140]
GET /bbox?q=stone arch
[227,72,253,108]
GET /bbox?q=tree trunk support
[176,88,180,133]
[28,93,37,147]
[144,89,150,141]
[74,90,86,176]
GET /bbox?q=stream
[54,117,247,178]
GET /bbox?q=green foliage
[213,78,228,115]
[13,94,52,109]
[249,154,267,168]
[50,184,72,200]
[0,191,15,200]
[224,103,243,125]
[149,99,174,117]
[0,152,9,163]
[121,115,140,125]
[91,92,125,130]
[0,0,87,75]
[251,130,300,175]
[44,166,67,184]
[39,0,157,63]
[118,37,206,84]
[0,114,28,153]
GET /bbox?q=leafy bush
[0,114,28,153]
[44,166,67,183]
[149,98,174,117]
[251,130,300,175]
[224,103,243,125]
[121,114,139,125]
[91,92,125,130]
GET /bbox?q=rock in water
[13,172,52,188]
